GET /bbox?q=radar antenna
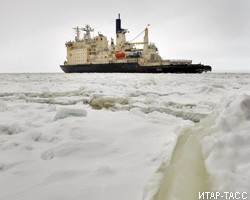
[81,25,94,40]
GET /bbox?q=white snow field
[0,73,249,200]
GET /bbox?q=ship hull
[60,63,211,73]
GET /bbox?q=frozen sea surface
[0,73,249,200]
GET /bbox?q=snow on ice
[203,95,250,194]
[149,94,250,200]
[54,107,87,121]
[0,73,249,200]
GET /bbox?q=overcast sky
[0,0,250,73]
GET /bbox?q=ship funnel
[116,14,122,34]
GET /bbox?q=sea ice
[150,94,250,200]
[0,100,7,112]
[54,107,87,120]
[203,95,250,194]
[0,73,249,200]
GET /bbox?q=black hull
[60,63,211,73]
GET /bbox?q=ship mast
[73,26,81,42]
[82,25,94,40]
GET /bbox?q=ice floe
[0,73,249,200]
[54,107,87,120]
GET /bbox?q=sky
[0,0,249,73]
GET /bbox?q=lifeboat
[115,52,125,59]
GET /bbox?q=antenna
[82,25,94,40]
[73,26,81,42]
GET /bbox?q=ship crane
[129,25,150,51]
[129,42,147,45]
